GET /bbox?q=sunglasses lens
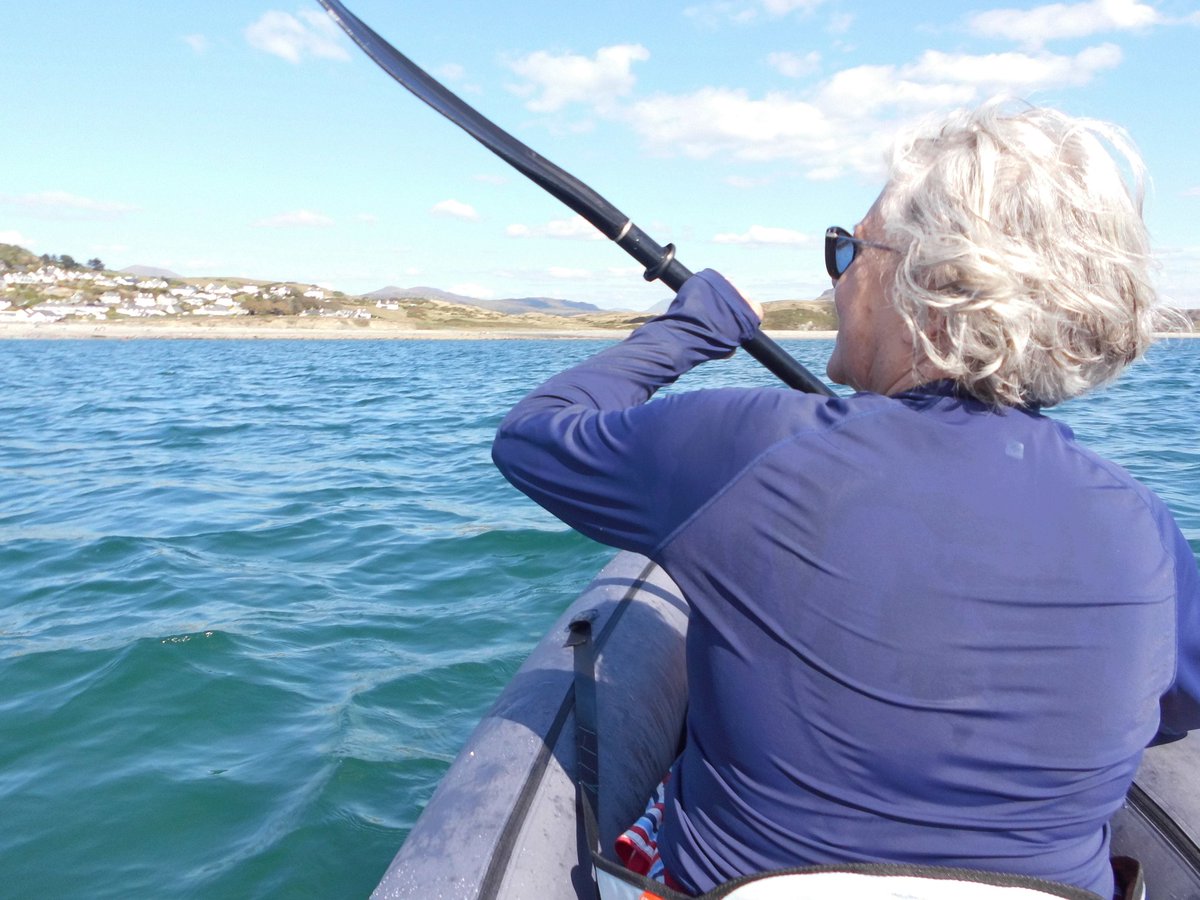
[830,236,859,278]
[826,227,858,279]
[835,237,856,277]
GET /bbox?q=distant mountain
[366,285,606,317]
[366,285,470,303]
[475,296,604,316]
[121,265,181,279]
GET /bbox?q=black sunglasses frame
[825,226,897,280]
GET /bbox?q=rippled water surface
[1,337,1197,898]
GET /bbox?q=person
[491,102,1200,899]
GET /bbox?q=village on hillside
[0,242,849,333]
[0,258,370,325]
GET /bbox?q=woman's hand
[732,283,764,323]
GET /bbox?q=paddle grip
[616,223,834,396]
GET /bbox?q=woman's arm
[491,269,761,555]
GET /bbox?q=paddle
[315,0,834,396]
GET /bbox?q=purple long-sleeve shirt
[491,270,1200,898]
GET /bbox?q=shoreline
[1,318,1195,342]
[0,318,841,341]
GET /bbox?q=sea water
[1,337,1197,899]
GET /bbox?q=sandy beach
[0,317,841,341]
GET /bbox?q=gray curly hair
[879,102,1164,408]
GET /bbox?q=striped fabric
[616,772,671,881]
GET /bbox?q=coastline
[1,317,1194,342]
[0,318,840,341]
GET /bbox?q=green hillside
[0,243,42,269]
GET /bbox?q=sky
[3,0,1199,311]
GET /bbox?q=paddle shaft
[316,0,833,396]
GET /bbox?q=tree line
[40,253,105,272]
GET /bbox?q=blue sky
[3,0,1198,310]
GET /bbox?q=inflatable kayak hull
[371,552,1200,899]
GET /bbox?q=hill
[367,285,606,317]
[0,243,42,269]
[121,265,181,279]
[761,290,838,332]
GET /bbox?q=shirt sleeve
[1154,527,1200,744]
[491,269,765,556]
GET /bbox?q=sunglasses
[825,226,898,280]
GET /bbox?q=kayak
[370,551,1200,899]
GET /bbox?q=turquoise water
[1,337,1197,899]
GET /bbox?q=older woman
[491,103,1200,899]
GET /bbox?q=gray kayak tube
[372,549,1200,899]
[372,551,689,899]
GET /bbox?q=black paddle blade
[315,0,834,395]
[316,0,628,239]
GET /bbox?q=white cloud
[505,215,604,240]
[763,0,827,14]
[712,225,810,245]
[768,50,822,78]
[685,2,757,26]
[685,0,828,26]
[1185,187,1200,197]
[624,43,1122,178]
[827,11,854,34]
[183,34,209,54]
[356,213,379,224]
[507,44,649,113]
[626,88,833,162]
[2,191,137,220]
[967,0,1162,48]
[901,45,1121,90]
[245,10,349,64]
[434,62,482,95]
[431,199,480,221]
[0,230,33,246]
[253,209,334,228]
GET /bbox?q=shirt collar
[898,379,1044,413]
[901,379,961,399]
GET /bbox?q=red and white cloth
[616,773,671,882]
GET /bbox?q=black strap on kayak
[568,610,687,900]
[566,611,604,898]
[567,611,601,846]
